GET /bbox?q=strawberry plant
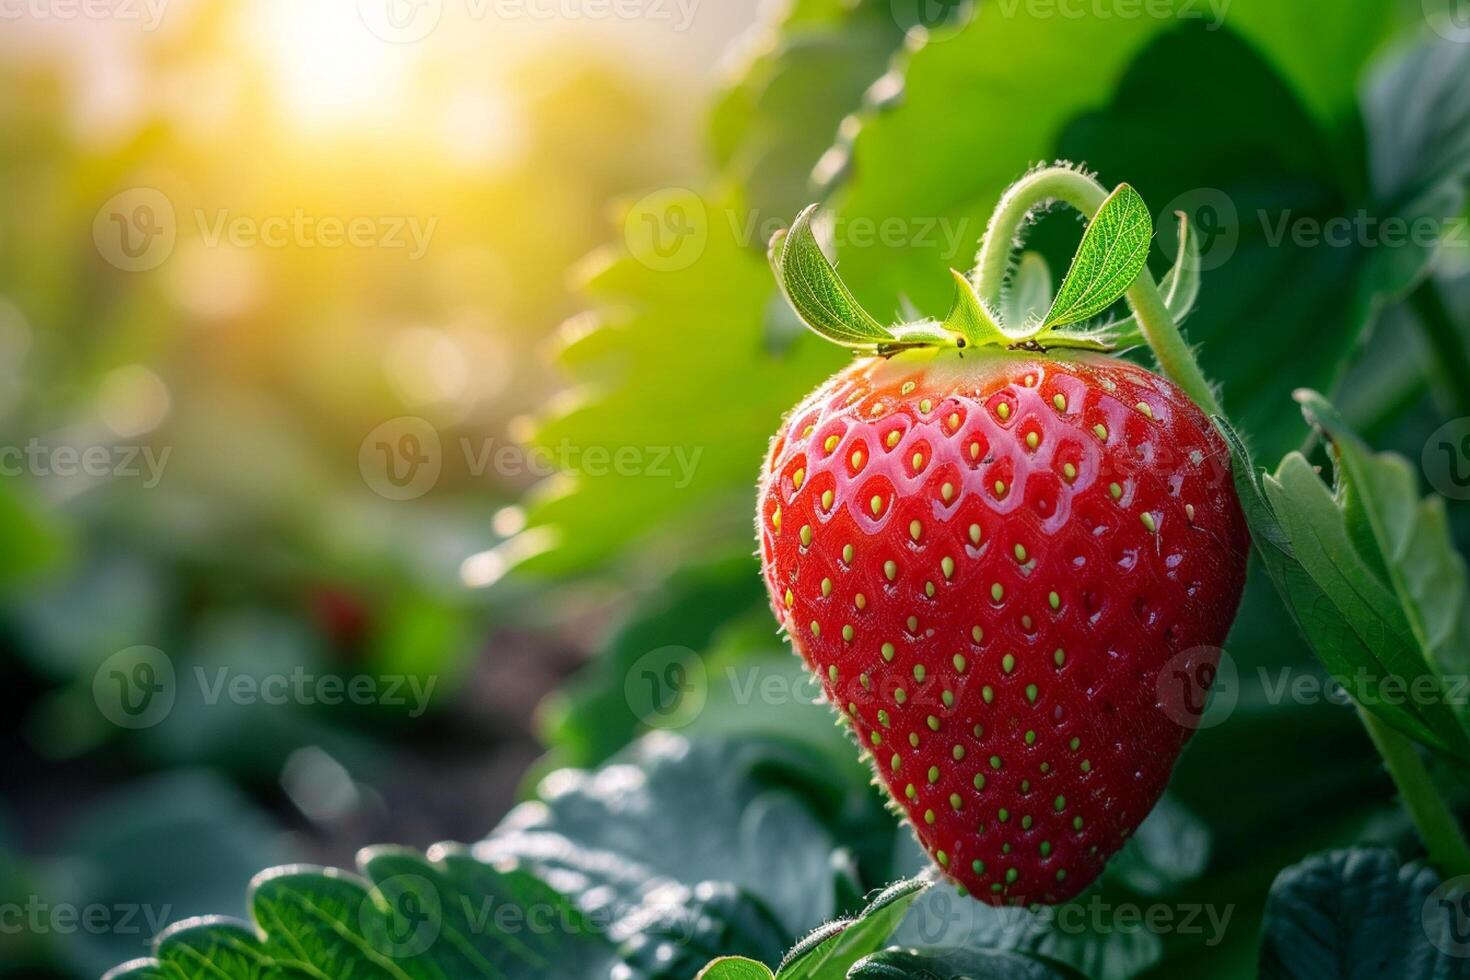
[89,3,1470,979]
[757,183,1250,905]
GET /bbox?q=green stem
[973,166,1222,417]
[975,167,1109,306]
[1408,276,1470,419]
[1359,706,1470,877]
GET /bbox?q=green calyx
[769,167,1202,360]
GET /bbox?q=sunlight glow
[246,0,412,130]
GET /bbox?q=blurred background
[0,1,768,974]
[5,0,1470,977]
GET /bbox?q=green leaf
[104,846,620,980]
[1259,848,1470,979]
[1296,391,1470,695]
[771,205,897,348]
[1002,252,1054,333]
[700,957,778,980]
[887,861,1164,980]
[710,0,971,219]
[1359,34,1470,300]
[847,948,1083,979]
[1217,409,1470,760]
[511,182,843,577]
[1074,210,1201,351]
[480,735,842,941]
[105,735,858,980]
[50,771,290,979]
[1040,183,1152,329]
[619,881,792,980]
[776,876,930,979]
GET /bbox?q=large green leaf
[833,0,1397,300]
[507,0,971,580]
[104,848,619,980]
[479,736,844,941]
[1297,392,1470,697]
[711,0,971,220]
[1052,24,1356,460]
[1259,848,1470,979]
[1218,397,1470,760]
[1360,34,1470,300]
[509,183,843,577]
[47,771,290,979]
[886,836,1167,980]
[106,735,860,979]
[832,4,1403,461]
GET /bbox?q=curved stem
[975,167,1108,307]
[1359,706,1470,877]
[973,166,1222,417]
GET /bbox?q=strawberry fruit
[757,176,1258,905]
[757,348,1248,904]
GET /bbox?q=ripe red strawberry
[756,348,1249,905]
